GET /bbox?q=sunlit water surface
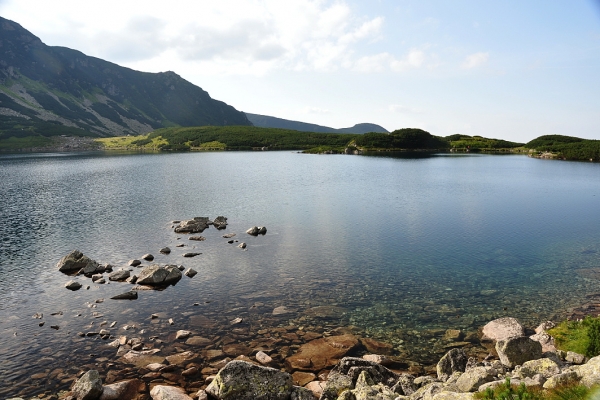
[1,151,600,395]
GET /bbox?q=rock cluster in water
[25,317,600,400]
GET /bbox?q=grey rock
[238,242,247,249]
[65,280,83,290]
[455,366,497,392]
[206,360,293,400]
[522,374,546,388]
[96,278,106,284]
[213,216,228,229]
[496,336,542,368]
[290,386,315,400]
[137,265,182,286]
[109,269,130,281]
[72,370,103,400]
[566,351,585,365]
[57,250,97,273]
[184,268,197,278]
[391,374,417,396]
[352,370,398,400]
[432,392,475,400]
[529,332,556,352]
[182,252,201,257]
[91,274,103,282]
[175,217,210,234]
[111,291,138,300]
[150,385,193,400]
[99,379,140,400]
[482,317,524,341]
[258,226,267,235]
[517,358,560,379]
[128,259,141,267]
[142,254,154,261]
[543,371,578,389]
[160,247,171,254]
[246,226,260,235]
[437,348,468,382]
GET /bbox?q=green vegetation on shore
[524,135,600,161]
[548,317,600,357]
[446,134,524,152]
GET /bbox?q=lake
[1,150,599,396]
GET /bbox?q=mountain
[0,17,250,139]
[245,113,388,134]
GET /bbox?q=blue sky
[1,0,599,142]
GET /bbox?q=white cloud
[0,0,386,75]
[461,52,489,69]
[303,107,331,114]
[391,49,426,72]
[352,48,433,73]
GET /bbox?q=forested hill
[0,16,250,140]
[245,113,388,134]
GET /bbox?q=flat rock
[109,269,130,281]
[99,379,141,400]
[272,306,291,315]
[482,317,524,341]
[120,349,165,368]
[359,337,393,355]
[184,268,197,277]
[189,236,206,241]
[206,360,293,400]
[285,334,359,371]
[185,336,212,346]
[111,291,138,300]
[175,217,210,234]
[292,371,316,386]
[150,385,193,400]
[182,252,201,257]
[175,330,192,340]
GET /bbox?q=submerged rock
[285,335,360,371]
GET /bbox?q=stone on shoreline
[71,370,103,400]
[285,334,359,371]
[150,385,193,400]
[206,360,293,400]
[496,336,542,368]
[482,317,524,341]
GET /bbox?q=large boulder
[174,217,210,234]
[496,336,542,368]
[71,370,103,400]
[137,265,182,286]
[517,358,561,379]
[285,335,359,371]
[482,317,524,341]
[205,360,293,400]
[319,357,398,400]
[437,348,468,382]
[109,269,130,281]
[57,250,97,273]
[455,366,497,392]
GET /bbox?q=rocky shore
[10,316,600,400]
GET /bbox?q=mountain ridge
[245,112,388,134]
[0,16,250,139]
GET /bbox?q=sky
[1,0,599,142]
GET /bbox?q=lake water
[1,150,600,396]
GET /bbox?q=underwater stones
[185,336,212,346]
[120,349,165,368]
[71,370,103,400]
[65,280,82,290]
[437,348,468,382]
[359,337,394,355]
[496,336,542,368]
[272,306,291,315]
[175,330,192,340]
[57,250,97,273]
[285,335,359,371]
[206,360,293,400]
[482,317,524,341]
[136,265,182,286]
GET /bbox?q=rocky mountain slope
[245,113,388,134]
[0,17,250,139]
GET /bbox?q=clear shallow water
[1,151,600,395]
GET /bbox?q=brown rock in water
[99,378,142,400]
[359,337,394,355]
[150,385,193,400]
[189,236,206,241]
[285,334,359,371]
[120,349,165,368]
[185,336,211,346]
[292,371,316,386]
